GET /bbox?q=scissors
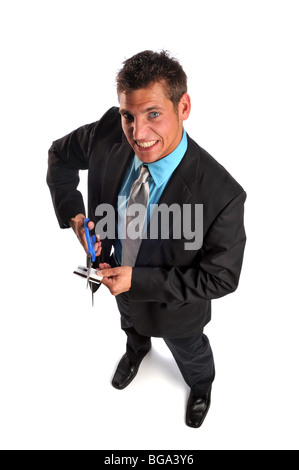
[84,218,96,288]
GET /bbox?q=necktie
[121,165,150,266]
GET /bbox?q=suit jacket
[47,107,246,338]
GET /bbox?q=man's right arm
[47,107,121,229]
[47,107,121,259]
[47,123,101,255]
[46,123,94,228]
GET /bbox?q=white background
[0,0,298,450]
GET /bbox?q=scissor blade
[86,256,92,289]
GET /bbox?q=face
[119,82,191,163]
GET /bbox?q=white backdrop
[1,0,298,450]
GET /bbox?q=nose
[132,118,147,141]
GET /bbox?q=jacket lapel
[136,136,200,265]
[101,142,134,208]
[157,136,201,206]
[98,141,133,260]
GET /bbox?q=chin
[137,148,163,163]
[138,154,160,163]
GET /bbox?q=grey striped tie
[121,165,150,266]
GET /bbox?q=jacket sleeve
[46,107,117,228]
[47,126,90,228]
[130,190,247,302]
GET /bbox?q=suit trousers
[115,291,215,398]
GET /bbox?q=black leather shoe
[111,352,148,390]
[186,389,211,428]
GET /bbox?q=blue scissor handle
[84,218,96,262]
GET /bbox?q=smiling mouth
[136,140,158,149]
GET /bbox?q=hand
[69,213,102,256]
[97,265,133,296]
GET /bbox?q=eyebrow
[144,106,163,112]
[119,106,163,115]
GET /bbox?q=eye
[122,113,134,122]
[149,111,160,119]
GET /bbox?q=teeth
[137,140,157,148]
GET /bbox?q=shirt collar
[134,129,188,188]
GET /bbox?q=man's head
[116,50,188,108]
[117,50,191,163]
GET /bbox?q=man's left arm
[99,190,246,300]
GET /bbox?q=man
[47,50,246,428]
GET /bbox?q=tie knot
[139,165,150,184]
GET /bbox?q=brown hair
[116,50,188,107]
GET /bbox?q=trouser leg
[122,327,151,363]
[116,292,151,363]
[164,330,215,397]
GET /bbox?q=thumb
[87,220,95,230]
[97,267,115,277]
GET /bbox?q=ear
[178,93,191,121]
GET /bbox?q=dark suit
[47,106,246,341]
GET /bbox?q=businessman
[47,50,246,428]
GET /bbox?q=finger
[100,277,114,292]
[97,267,118,277]
[101,276,109,286]
[98,263,111,270]
[88,221,95,230]
[78,228,89,253]
[94,242,102,256]
[97,269,106,276]
[82,237,89,254]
